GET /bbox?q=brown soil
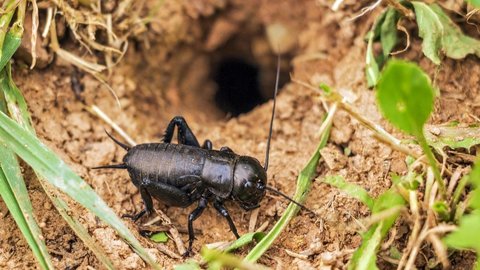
[0,0,478,269]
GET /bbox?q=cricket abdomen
[124,143,206,187]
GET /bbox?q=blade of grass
[0,75,52,269]
[244,118,331,262]
[0,31,21,71]
[348,189,406,270]
[0,168,52,269]
[0,111,160,269]
[225,232,266,253]
[0,0,18,60]
[0,146,54,270]
[322,175,374,210]
[0,65,116,269]
[203,248,269,270]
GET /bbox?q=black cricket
[93,56,312,256]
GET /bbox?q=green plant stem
[417,132,445,199]
[10,0,25,37]
[244,115,332,262]
[451,175,469,221]
[0,0,18,59]
[452,175,469,206]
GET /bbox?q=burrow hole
[209,27,292,117]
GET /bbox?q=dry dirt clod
[319,145,348,170]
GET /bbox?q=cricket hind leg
[162,116,215,151]
[122,187,154,222]
[123,177,195,222]
[162,116,201,147]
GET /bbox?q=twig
[317,102,338,138]
[292,78,421,160]
[423,168,434,209]
[153,209,186,255]
[155,243,182,259]
[385,0,415,20]
[41,7,53,38]
[403,178,442,270]
[249,208,260,232]
[331,0,344,11]
[427,233,450,269]
[86,105,136,146]
[447,167,463,196]
[390,18,411,56]
[348,0,382,21]
[466,9,480,34]
[362,206,405,228]
[285,249,309,260]
[49,13,121,107]
[397,189,421,270]
[257,221,269,232]
[30,0,39,69]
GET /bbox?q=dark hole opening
[214,58,266,116]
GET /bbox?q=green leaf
[0,73,53,269]
[319,83,332,95]
[0,111,160,269]
[150,232,169,243]
[0,152,53,270]
[425,125,480,154]
[445,213,480,253]
[468,0,480,8]
[389,246,402,260]
[225,232,265,253]
[469,160,480,209]
[348,189,405,270]
[244,117,331,262]
[433,201,450,221]
[366,31,380,87]
[322,175,374,210]
[371,189,406,233]
[376,60,434,136]
[411,2,443,64]
[470,160,480,188]
[445,160,480,268]
[412,2,480,64]
[0,66,116,270]
[174,261,201,270]
[380,8,399,58]
[202,248,269,270]
[377,60,445,196]
[365,8,399,87]
[0,32,21,71]
[349,225,381,270]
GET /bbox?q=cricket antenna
[264,54,281,171]
[104,130,131,151]
[265,186,315,215]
